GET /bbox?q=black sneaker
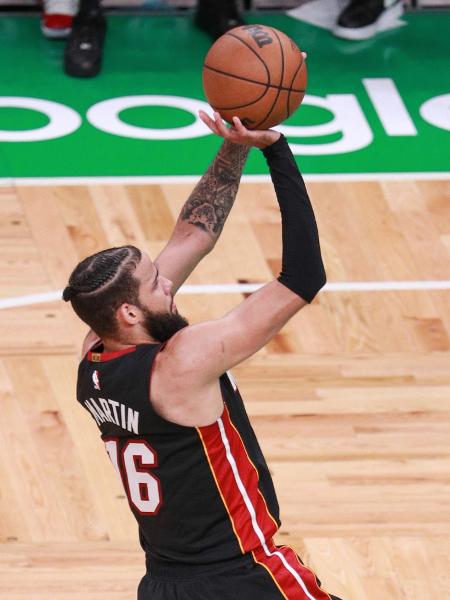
[333,0,404,40]
[195,0,245,40]
[64,9,106,77]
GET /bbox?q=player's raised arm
[154,134,249,293]
[75,124,250,354]
[162,118,326,383]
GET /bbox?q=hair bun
[62,286,75,302]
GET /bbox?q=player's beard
[141,306,189,343]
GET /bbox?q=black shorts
[138,545,344,600]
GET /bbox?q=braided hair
[63,245,142,337]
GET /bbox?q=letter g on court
[87,95,212,140]
[0,97,81,141]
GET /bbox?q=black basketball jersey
[77,343,281,566]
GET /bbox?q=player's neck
[102,331,159,352]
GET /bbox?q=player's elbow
[316,264,327,293]
[278,262,327,304]
[305,263,327,302]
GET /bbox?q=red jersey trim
[197,424,245,554]
[198,405,332,599]
[252,543,333,600]
[87,346,137,362]
[197,404,278,553]
[225,411,279,531]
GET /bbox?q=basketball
[202,24,307,130]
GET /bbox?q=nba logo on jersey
[92,370,101,390]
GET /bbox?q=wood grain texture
[0,179,449,599]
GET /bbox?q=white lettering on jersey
[98,397,115,423]
[127,407,139,434]
[85,398,104,426]
[120,403,126,429]
[109,399,120,424]
[84,398,139,434]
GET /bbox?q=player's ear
[117,303,141,326]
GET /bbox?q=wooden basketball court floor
[0,176,449,599]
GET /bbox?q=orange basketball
[202,24,307,130]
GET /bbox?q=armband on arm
[262,135,326,303]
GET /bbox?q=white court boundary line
[1,280,449,310]
[0,173,448,309]
[0,172,449,186]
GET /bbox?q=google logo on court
[0,78,449,156]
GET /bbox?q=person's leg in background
[195,0,247,40]
[64,0,106,77]
[41,0,79,39]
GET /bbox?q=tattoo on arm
[180,141,249,237]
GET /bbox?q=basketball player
[63,112,343,600]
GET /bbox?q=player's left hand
[199,111,281,149]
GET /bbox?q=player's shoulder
[152,325,212,390]
[161,319,223,364]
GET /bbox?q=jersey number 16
[105,439,162,515]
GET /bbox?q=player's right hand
[199,111,281,149]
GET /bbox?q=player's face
[135,253,175,315]
[134,253,188,342]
